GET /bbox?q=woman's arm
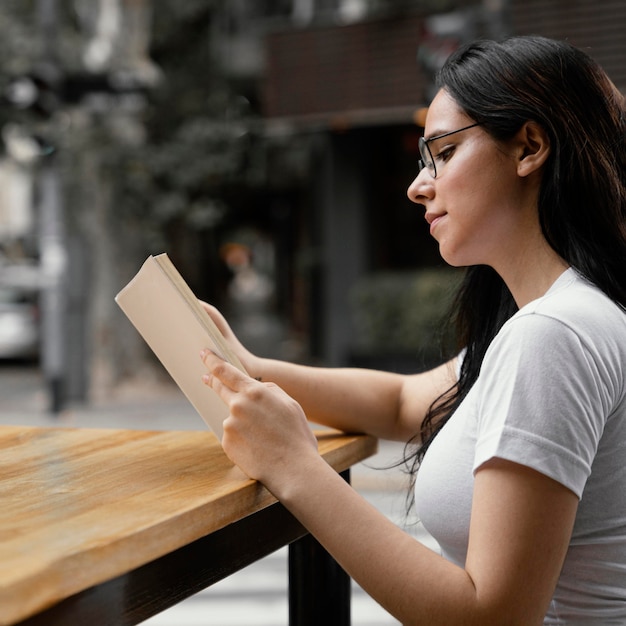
[201,353,578,625]
[202,302,457,441]
[252,356,457,441]
[278,453,577,625]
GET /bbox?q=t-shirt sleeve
[472,313,609,498]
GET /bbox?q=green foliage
[0,2,36,65]
[349,267,462,355]
[95,2,266,246]
[0,1,265,242]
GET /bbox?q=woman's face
[407,90,536,270]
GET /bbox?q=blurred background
[0,0,624,409]
[0,1,624,624]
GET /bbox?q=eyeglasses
[418,122,481,178]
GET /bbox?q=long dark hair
[406,36,626,484]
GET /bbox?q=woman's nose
[406,168,433,205]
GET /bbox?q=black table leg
[288,469,351,626]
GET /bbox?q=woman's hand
[199,301,260,376]
[200,349,319,494]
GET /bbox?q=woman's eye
[434,146,455,163]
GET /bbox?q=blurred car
[0,287,39,360]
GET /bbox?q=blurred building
[211,0,626,367]
[5,1,624,382]
[213,1,480,366]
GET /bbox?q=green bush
[349,267,463,357]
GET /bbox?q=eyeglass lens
[417,122,480,179]
[418,137,435,177]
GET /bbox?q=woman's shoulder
[484,268,626,380]
[514,268,626,341]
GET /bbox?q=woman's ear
[516,121,551,177]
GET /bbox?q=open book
[115,253,247,439]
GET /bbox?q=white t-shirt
[414,268,626,624]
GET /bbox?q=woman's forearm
[251,356,457,442]
[202,301,454,440]
[251,357,410,440]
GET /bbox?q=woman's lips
[426,213,446,235]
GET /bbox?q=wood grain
[0,426,376,625]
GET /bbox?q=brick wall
[263,15,429,118]
[263,2,626,120]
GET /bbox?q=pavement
[0,363,439,626]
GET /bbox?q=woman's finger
[200,349,252,391]
[201,369,238,405]
[199,301,230,335]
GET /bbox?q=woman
[200,36,626,624]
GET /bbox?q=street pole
[37,0,68,414]
[38,157,67,413]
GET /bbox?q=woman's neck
[497,238,570,308]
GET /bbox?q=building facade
[236,0,625,366]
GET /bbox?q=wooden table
[0,425,377,626]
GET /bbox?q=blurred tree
[0,1,267,397]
